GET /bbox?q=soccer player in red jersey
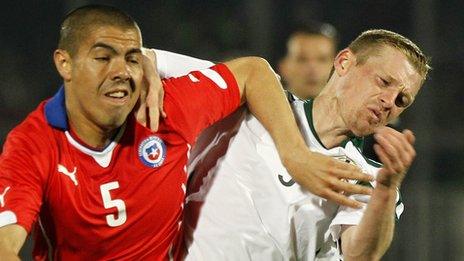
[0,5,373,260]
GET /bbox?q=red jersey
[0,64,240,260]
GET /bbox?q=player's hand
[373,127,416,189]
[283,148,374,209]
[135,48,166,131]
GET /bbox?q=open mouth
[369,109,381,123]
[103,89,131,105]
[105,90,129,99]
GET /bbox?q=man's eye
[95,57,109,62]
[127,56,141,65]
[379,77,390,87]
[395,93,410,108]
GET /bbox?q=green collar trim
[303,99,364,151]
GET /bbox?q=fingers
[402,129,415,144]
[159,87,166,118]
[327,177,373,196]
[374,128,416,174]
[374,143,396,174]
[142,49,157,76]
[374,134,404,173]
[331,160,374,182]
[135,83,148,126]
[147,91,160,131]
[387,131,415,168]
[141,48,165,131]
[320,189,365,209]
[146,76,164,131]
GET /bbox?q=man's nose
[380,89,398,109]
[110,58,130,82]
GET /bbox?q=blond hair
[349,29,431,82]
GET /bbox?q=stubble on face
[67,26,143,132]
[338,46,422,137]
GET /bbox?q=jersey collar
[44,86,68,130]
[302,99,364,151]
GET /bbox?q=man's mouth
[369,108,381,123]
[103,88,131,105]
[105,90,129,99]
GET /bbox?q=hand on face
[373,126,416,188]
[135,48,166,131]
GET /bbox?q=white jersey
[184,97,404,261]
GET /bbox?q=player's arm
[141,50,373,208]
[223,57,374,208]
[0,224,27,260]
[340,127,415,260]
[0,131,46,259]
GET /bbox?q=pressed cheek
[389,107,404,122]
[132,68,143,91]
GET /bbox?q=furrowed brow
[127,48,142,55]
[90,43,118,54]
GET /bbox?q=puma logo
[0,186,10,207]
[58,164,78,186]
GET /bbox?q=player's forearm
[0,248,20,261]
[0,224,27,260]
[342,184,397,260]
[231,57,309,159]
[150,50,309,156]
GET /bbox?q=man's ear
[334,48,356,76]
[54,49,72,81]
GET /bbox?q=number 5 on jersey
[100,181,127,227]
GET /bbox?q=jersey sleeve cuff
[0,210,17,228]
[329,209,365,241]
[212,63,241,113]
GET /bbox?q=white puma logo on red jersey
[58,164,78,186]
[0,186,10,207]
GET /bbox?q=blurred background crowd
[0,1,463,260]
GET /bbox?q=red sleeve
[0,129,46,233]
[162,63,241,144]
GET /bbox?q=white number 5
[100,181,127,227]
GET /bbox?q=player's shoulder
[162,63,238,92]
[4,101,54,150]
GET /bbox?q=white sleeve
[153,49,215,78]
[328,193,370,242]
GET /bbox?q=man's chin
[99,113,130,131]
[351,124,376,137]
[304,83,324,96]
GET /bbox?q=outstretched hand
[374,126,416,189]
[135,48,166,131]
[283,148,374,209]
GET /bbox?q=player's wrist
[373,182,398,198]
[278,142,311,166]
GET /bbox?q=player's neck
[67,111,119,150]
[312,94,351,149]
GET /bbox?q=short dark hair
[58,4,139,56]
[287,21,338,46]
